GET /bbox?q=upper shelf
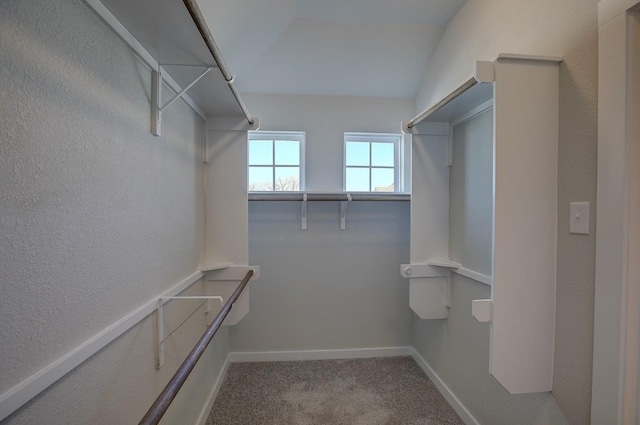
[93,0,245,117]
[425,82,493,122]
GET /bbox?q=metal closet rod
[182,0,255,125]
[248,193,411,202]
[138,270,254,425]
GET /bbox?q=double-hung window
[248,131,305,191]
[344,133,403,192]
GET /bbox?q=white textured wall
[413,0,598,424]
[0,0,228,423]
[230,94,414,351]
[449,109,493,277]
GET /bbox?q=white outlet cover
[570,202,590,235]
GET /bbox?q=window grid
[344,134,402,193]
[248,132,304,192]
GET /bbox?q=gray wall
[230,94,414,352]
[413,0,598,423]
[449,109,493,277]
[0,0,228,423]
[232,201,411,351]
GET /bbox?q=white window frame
[343,132,404,193]
[248,131,306,192]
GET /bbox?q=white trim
[80,0,207,119]
[195,353,231,425]
[453,267,493,286]
[248,131,306,192]
[593,5,640,423]
[0,270,205,422]
[598,0,640,26]
[410,348,481,425]
[228,347,413,363]
[343,132,404,192]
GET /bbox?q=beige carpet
[206,357,464,425]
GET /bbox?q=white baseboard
[195,353,232,425]
[228,346,413,363]
[411,348,480,425]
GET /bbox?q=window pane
[249,167,273,191]
[372,168,394,192]
[346,142,370,166]
[249,140,273,165]
[371,142,394,167]
[275,167,300,191]
[346,167,370,191]
[275,141,300,165]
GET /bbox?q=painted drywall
[242,93,414,193]
[413,0,598,423]
[232,200,412,351]
[229,94,413,352]
[0,0,228,423]
[449,108,493,277]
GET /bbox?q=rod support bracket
[301,194,308,230]
[155,296,224,369]
[339,195,352,230]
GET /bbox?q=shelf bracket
[339,194,352,230]
[151,66,213,137]
[302,194,308,230]
[472,299,493,323]
[155,295,224,368]
[400,263,450,319]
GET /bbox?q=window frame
[343,132,403,193]
[248,131,306,192]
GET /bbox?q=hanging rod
[405,77,478,129]
[248,193,411,202]
[182,0,255,126]
[138,269,254,425]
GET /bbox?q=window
[344,133,403,192]
[248,131,305,191]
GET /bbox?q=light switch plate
[570,202,590,235]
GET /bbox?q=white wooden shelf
[198,263,233,272]
[84,0,248,118]
[402,54,561,394]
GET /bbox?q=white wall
[449,108,493,277]
[230,94,414,352]
[243,94,413,192]
[413,0,598,424]
[0,0,228,423]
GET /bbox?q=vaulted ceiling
[199,0,467,98]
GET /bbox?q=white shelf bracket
[302,194,308,230]
[339,195,352,230]
[472,299,493,322]
[155,295,224,368]
[151,68,162,136]
[151,66,213,137]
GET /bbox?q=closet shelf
[198,263,233,272]
[86,0,252,119]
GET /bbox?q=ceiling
[96,0,466,116]
[198,0,467,99]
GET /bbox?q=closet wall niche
[401,54,562,394]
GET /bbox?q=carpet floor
[206,357,464,425]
